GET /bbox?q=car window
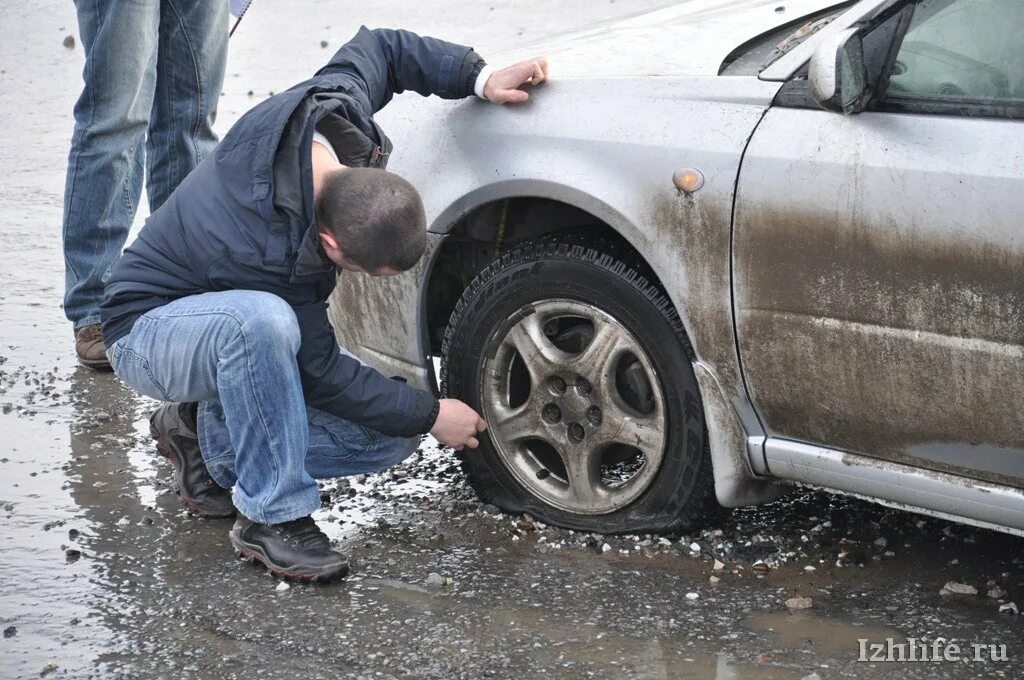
[883,0,1024,103]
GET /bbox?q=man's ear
[319,229,340,253]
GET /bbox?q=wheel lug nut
[549,376,567,394]
[542,403,562,423]
[587,406,602,426]
[576,378,591,395]
[569,423,585,441]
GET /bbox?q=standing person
[63,0,230,369]
[100,26,547,581]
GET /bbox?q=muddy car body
[329,0,1024,534]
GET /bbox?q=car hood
[495,0,844,77]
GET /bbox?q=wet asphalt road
[1,1,1022,678]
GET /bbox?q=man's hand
[431,398,487,450]
[483,57,549,104]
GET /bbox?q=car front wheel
[441,235,717,534]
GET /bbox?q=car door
[733,0,1024,486]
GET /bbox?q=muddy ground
[1,1,1021,678]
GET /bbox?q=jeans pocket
[112,344,171,402]
[307,409,374,460]
[106,340,122,371]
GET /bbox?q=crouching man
[99,26,548,581]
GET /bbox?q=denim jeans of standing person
[107,290,420,524]
[62,0,229,331]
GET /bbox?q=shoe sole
[150,420,236,520]
[78,356,113,371]
[229,529,350,583]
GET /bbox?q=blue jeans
[63,0,229,329]
[108,291,419,524]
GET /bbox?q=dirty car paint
[734,107,1024,486]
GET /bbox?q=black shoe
[150,402,236,519]
[229,516,349,582]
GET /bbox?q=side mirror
[809,27,869,114]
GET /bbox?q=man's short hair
[316,168,427,272]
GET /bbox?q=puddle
[746,610,905,658]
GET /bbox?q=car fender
[329,75,785,506]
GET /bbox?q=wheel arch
[417,182,786,511]
[419,181,661,357]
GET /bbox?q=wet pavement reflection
[4,368,1021,678]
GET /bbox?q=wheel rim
[479,299,667,515]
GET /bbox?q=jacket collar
[287,103,393,280]
[291,224,335,280]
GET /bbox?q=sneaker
[229,516,349,582]
[75,324,111,371]
[150,402,236,519]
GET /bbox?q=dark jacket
[100,27,486,437]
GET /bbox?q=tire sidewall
[444,247,709,534]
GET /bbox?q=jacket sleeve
[292,300,440,437]
[315,26,485,114]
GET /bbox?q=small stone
[712,559,725,571]
[425,572,445,587]
[3,625,15,638]
[752,560,770,575]
[65,548,82,563]
[999,602,1018,615]
[988,586,1006,599]
[62,35,75,49]
[940,581,977,596]
[802,673,822,680]
[709,575,720,584]
[689,542,701,552]
[873,537,888,548]
[786,596,813,610]
[804,565,816,571]
[601,543,612,553]
[320,40,329,48]
[275,581,290,591]
[40,663,59,677]
[94,411,111,422]
[68,528,79,540]
[685,592,699,600]
[516,518,536,532]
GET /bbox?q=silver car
[329,0,1024,535]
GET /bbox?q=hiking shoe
[229,516,349,582]
[150,402,236,519]
[75,324,111,371]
